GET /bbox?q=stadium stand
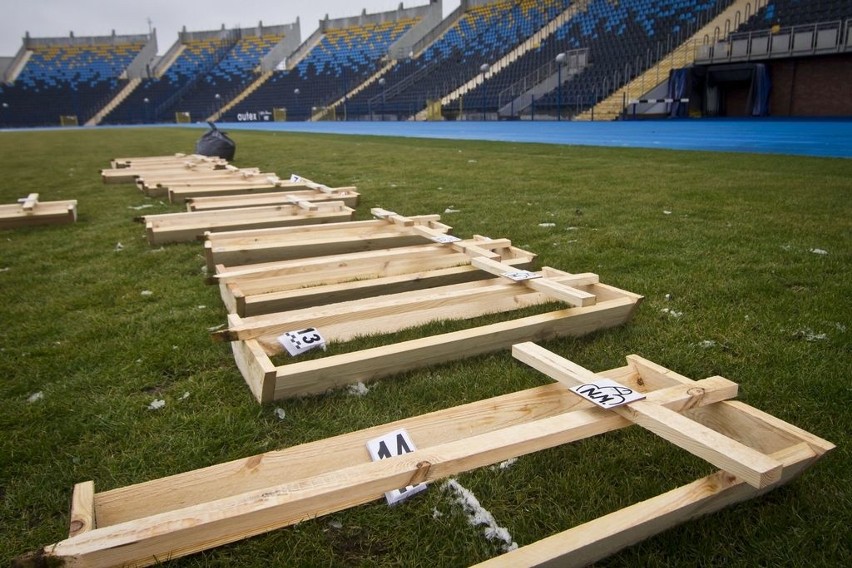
[1,0,850,126]
[222,6,427,122]
[0,35,149,127]
[346,0,573,119]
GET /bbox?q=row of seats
[225,17,421,122]
[3,1,852,126]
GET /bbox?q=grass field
[0,126,849,567]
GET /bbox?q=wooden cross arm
[513,342,783,489]
[472,257,596,307]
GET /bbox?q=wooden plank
[185,189,360,210]
[474,444,819,568]
[141,203,354,245]
[20,193,39,212]
[472,257,597,307]
[512,343,783,488]
[68,481,95,538]
[21,372,739,566]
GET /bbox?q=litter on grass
[114,243,124,252]
[810,248,828,255]
[795,328,827,342]
[128,204,155,211]
[274,408,286,420]
[140,290,153,297]
[442,479,518,553]
[347,382,371,396]
[698,340,717,349]
[661,307,683,318]
[444,208,461,214]
[180,392,190,400]
[147,399,166,411]
[27,391,44,403]
[491,458,518,471]
[538,223,556,228]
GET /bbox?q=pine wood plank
[68,481,95,538]
[185,189,360,210]
[512,343,783,488]
[474,444,819,568]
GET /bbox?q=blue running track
[211,118,852,159]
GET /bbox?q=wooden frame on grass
[17,347,832,567]
[0,194,77,229]
[221,267,641,402]
[137,201,355,245]
[184,187,360,210]
[203,214,453,273]
[215,236,536,316]
[101,155,228,184]
[169,177,358,205]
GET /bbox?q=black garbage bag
[195,122,236,161]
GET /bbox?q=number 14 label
[277,327,326,356]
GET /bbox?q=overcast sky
[0,0,460,57]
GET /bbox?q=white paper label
[502,270,541,282]
[289,174,303,183]
[277,327,326,356]
[430,235,462,244]
[570,378,646,409]
[366,428,427,505]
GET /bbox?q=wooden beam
[474,444,819,568]
[512,343,783,488]
[20,193,39,212]
[68,481,95,538]
[185,189,360,211]
[472,257,597,307]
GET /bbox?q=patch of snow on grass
[443,479,517,552]
[698,340,716,349]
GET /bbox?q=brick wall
[769,54,852,116]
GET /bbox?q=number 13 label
[277,327,327,356]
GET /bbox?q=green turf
[0,127,849,567]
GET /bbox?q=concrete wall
[388,0,443,60]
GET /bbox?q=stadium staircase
[418,0,589,120]
[310,60,396,121]
[208,70,273,122]
[86,78,141,126]
[575,0,754,120]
